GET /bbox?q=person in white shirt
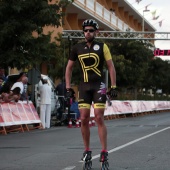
[0,76,28,102]
[11,81,24,94]
[39,78,51,129]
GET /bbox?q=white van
[34,74,58,115]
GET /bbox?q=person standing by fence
[39,78,51,129]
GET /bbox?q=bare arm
[106,59,116,87]
[65,60,75,89]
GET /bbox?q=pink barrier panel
[111,101,125,114]
[157,101,164,110]
[122,101,133,113]
[130,101,141,113]
[1,103,13,126]
[30,102,41,120]
[153,101,159,110]
[147,101,156,111]
[164,101,170,110]
[9,102,22,123]
[139,100,154,112]
[140,101,147,112]
[161,101,170,110]
[89,100,170,117]
[0,101,41,127]
[154,101,165,110]
[16,102,29,122]
[23,103,37,123]
[105,101,114,116]
[0,104,5,126]
[111,101,133,114]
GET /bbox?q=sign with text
[154,49,170,56]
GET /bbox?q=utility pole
[142,9,150,32]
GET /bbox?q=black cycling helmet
[82,19,99,30]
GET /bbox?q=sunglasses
[84,29,95,33]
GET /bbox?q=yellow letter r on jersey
[78,53,101,82]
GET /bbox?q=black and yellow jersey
[69,41,112,83]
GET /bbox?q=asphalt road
[1,111,170,170]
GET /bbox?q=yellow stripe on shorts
[78,103,91,109]
[94,103,106,109]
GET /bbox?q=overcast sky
[126,0,170,60]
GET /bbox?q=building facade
[63,0,155,32]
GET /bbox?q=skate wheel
[88,160,92,169]
[82,160,92,170]
[105,161,109,170]
[82,161,86,170]
[100,161,109,170]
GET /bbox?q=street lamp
[142,9,150,32]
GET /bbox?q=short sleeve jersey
[69,41,112,83]
[11,82,24,94]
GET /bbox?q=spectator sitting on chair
[0,87,21,102]
[0,76,28,102]
[11,76,28,95]
[19,73,28,101]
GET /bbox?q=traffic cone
[92,118,95,126]
[75,119,80,128]
[89,120,92,127]
[68,119,72,128]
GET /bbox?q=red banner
[0,101,41,127]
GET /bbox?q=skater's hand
[66,88,75,98]
[107,87,118,99]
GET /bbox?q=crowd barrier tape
[90,100,170,117]
[0,101,41,127]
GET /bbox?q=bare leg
[94,108,107,151]
[80,108,91,150]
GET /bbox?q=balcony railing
[74,0,134,31]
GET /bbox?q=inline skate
[100,151,109,170]
[82,150,92,170]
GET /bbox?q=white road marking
[91,126,170,160]
[62,166,76,170]
[64,126,170,169]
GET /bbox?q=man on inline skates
[65,19,117,169]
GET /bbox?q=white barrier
[90,100,170,117]
[0,101,41,127]
[1,100,170,128]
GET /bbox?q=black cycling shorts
[78,81,106,109]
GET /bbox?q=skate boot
[81,150,92,170]
[100,151,109,170]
